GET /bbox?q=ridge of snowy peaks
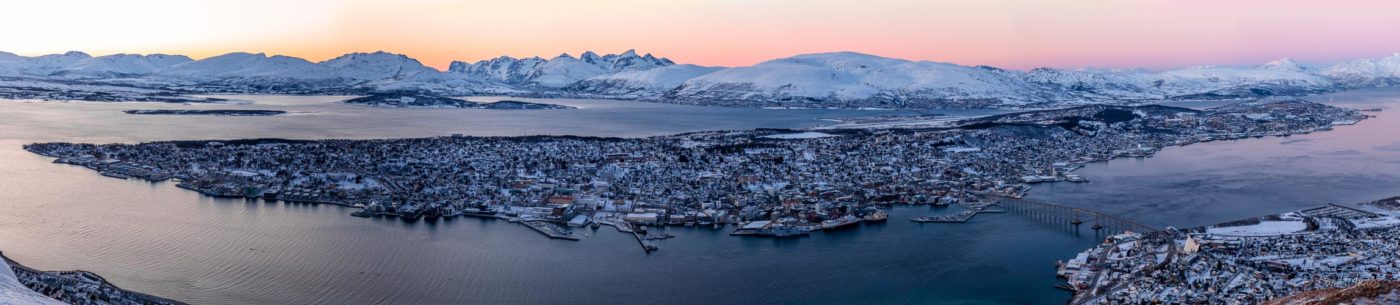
[318,51,441,82]
[53,54,193,78]
[448,49,674,88]
[1320,53,1400,87]
[668,52,1059,106]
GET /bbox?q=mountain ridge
[2,49,1399,108]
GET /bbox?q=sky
[3,0,1400,71]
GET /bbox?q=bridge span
[982,194,1159,234]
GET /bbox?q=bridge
[982,194,1160,234]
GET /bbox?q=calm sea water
[0,93,1396,305]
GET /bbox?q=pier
[911,199,1008,223]
[521,221,581,241]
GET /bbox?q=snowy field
[759,132,837,139]
[1206,221,1308,236]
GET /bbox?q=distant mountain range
[2,49,1399,108]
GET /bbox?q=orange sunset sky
[4,0,1400,71]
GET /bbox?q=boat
[758,225,810,237]
[862,210,888,223]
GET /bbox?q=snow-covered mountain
[667,52,1062,108]
[1022,58,1335,101]
[7,51,93,76]
[150,52,346,91]
[319,51,440,82]
[448,50,674,88]
[1320,53,1400,87]
[53,54,192,78]
[3,49,1400,108]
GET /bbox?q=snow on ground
[1351,216,1400,229]
[0,258,64,305]
[1207,221,1309,236]
[942,146,982,153]
[760,132,837,139]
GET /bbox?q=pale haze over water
[1,91,1397,304]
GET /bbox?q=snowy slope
[52,54,192,78]
[1151,59,1334,97]
[1321,53,1400,87]
[10,51,92,76]
[0,52,21,76]
[0,258,64,305]
[567,64,721,96]
[1023,59,1335,101]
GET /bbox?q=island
[123,109,287,116]
[343,93,574,109]
[23,99,1367,253]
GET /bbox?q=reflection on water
[0,92,1397,304]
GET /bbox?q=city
[6,1,1400,304]
[23,100,1367,251]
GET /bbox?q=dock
[521,221,581,241]
[633,231,659,253]
[911,210,978,223]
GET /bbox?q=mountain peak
[1262,58,1302,70]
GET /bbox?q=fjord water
[0,92,1397,305]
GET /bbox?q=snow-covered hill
[1321,53,1400,87]
[8,51,93,76]
[155,52,340,83]
[52,54,192,78]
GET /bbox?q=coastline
[1,251,186,305]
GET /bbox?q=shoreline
[1,251,186,305]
